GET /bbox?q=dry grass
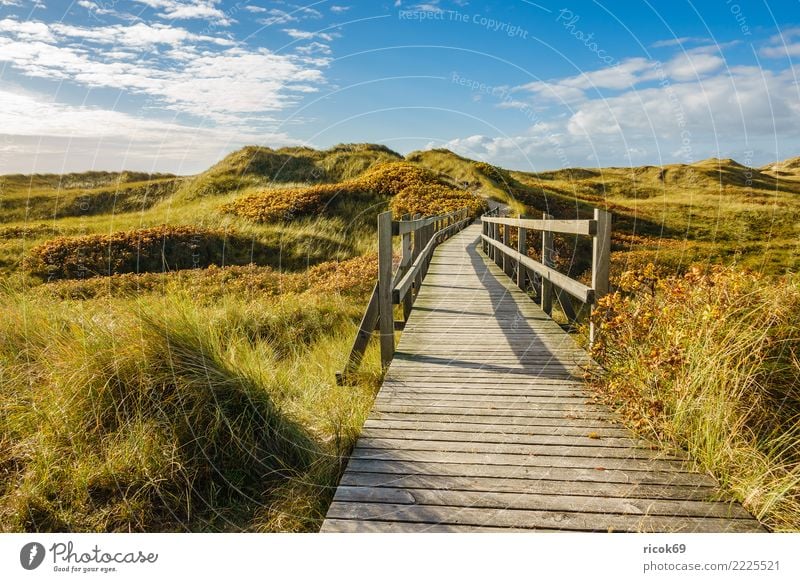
[0,286,381,532]
[589,265,800,531]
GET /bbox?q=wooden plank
[343,458,718,487]
[338,283,379,379]
[369,412,618,428]
[338,472,718,502]
[482,216,597,236]
[590,208,611,344]
[333,486,754,520]
[542,212,554,315]
[360,427,643,448]
[363,419,631,437]
[325,502,763,532]
[349,448,690,472]
[355,437,678,461]
[517,224,528,291]
[321,519,551,533]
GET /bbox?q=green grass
[511,157,800,276]
[589,267,800,531]
[0,288,381,532]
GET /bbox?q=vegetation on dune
[0,290,380,532]
[512,157,800,275]
[173,143,403,201]
[590,266,800,531]
[0,171,176,193]
[220,182,364,223]
[390,183,487,217]
[25,225,282,280]
[0,177,183,223]
[406,149,526,214]
[221,161,482,223]
[36,254,378,301]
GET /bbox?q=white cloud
[443,56,800,170]
[411,3,444,12]
[132,1,233,26]
[0,87,302,174]
[330,5,350,13]
[260,5,322,26]
[49,21,235,48]
[651,36,710,48]
[518,51,725,105]
[283,28,336,42]
[295,42,332,55]
[760,27,800,58]
[664,52,724,81]
[0,18,55,42]
[77,0,119,16]
[0,19,327,123]
[243,4,267,12]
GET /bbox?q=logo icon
[20,542,46,570]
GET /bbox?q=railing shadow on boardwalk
[392,228,575,380]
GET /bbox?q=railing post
[412,213,422,301]
[590,208,611,345]
[541,212,553,316]
[503,223,513,277]
[400,219,414,321]
[517,221,527,291]
[377,211,394,367]
[494,222,502,268]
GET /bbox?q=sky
[0,0,799,174]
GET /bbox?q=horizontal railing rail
[480,208,611,344]
[336,207,472,383]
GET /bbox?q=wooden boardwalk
[322,222,764,533]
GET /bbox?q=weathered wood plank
[321,519,550,533]
[325,502,763,532]
[349,448,691,472]
[343,458,718,487]
[359,427,647,448]
[363,418,631,437]
[333,486,754,520]
[482,216,597,236]
[337,472,718,502]
[355,437,680,461]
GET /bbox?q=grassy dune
[0,144,798,531]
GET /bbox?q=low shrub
[590,265,800,531]
[390,183,488,218]
[26,225,238,280]
[221,162,462,223]
[37,254,379,300]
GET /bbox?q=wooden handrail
[336,207,472,383]
[482,216,597,236]
[480,208,611,345]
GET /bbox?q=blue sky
[1,0,799,174]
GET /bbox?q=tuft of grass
[589,265,800,531]
[0,289,381,532]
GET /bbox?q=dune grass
[589,266,800,531]
[0,287,381,532]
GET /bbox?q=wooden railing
[336,207,472,383]
[480,207,611,344]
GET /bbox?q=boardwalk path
[322,222,763,532]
